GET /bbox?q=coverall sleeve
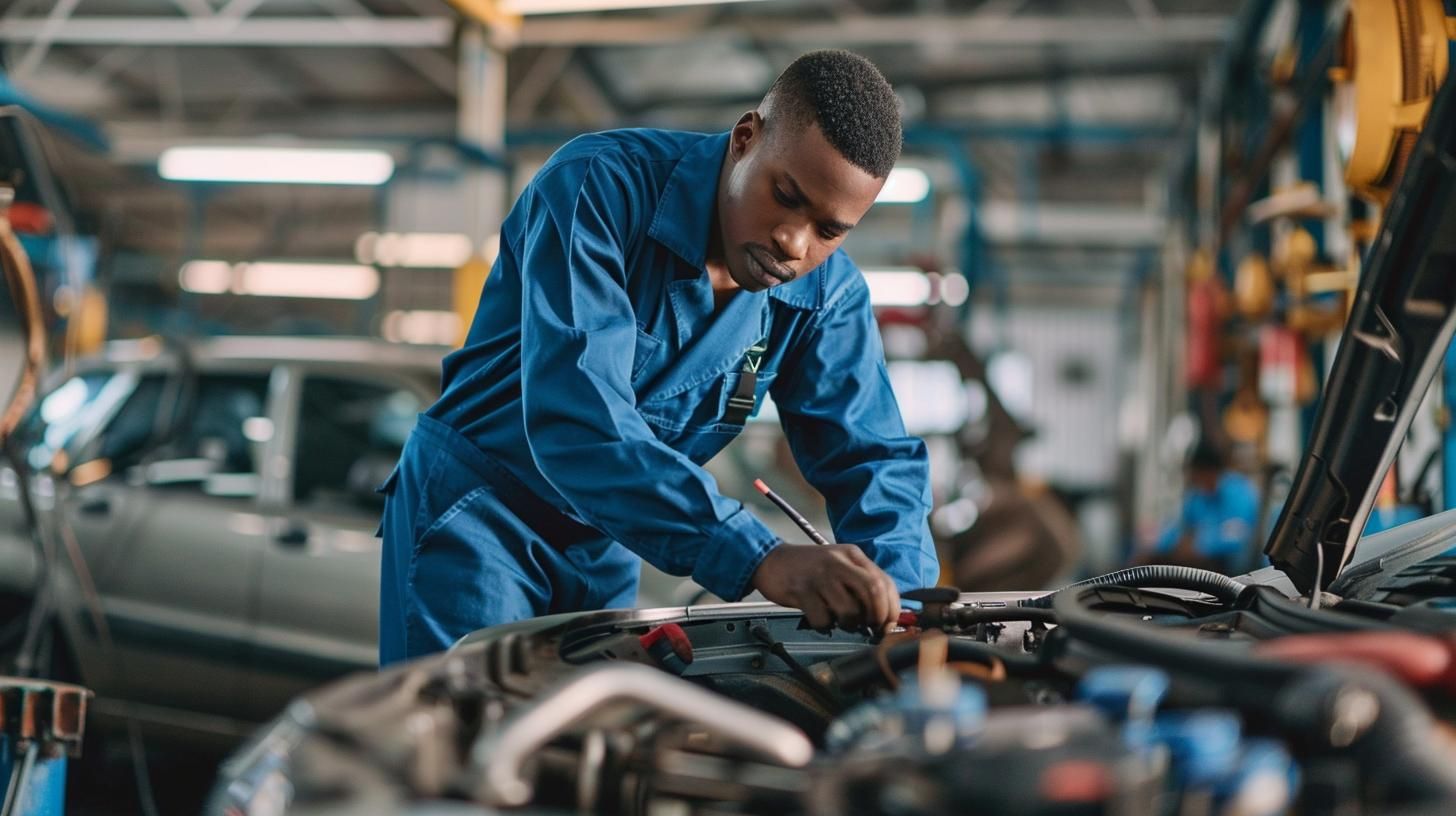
[514,155,781,602]
[771,277,940,592]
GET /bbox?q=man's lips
[746,245,794,288]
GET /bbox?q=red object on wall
[1187,278,1222,389]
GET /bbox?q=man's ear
[729,111,762,162]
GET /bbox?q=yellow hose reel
[1331,0,1456,202]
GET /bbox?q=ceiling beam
[0,14,1233,48]
[519,13,1233,47]
[0,17,455,47]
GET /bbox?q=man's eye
[819,228,842,241]
[773,188,797,207]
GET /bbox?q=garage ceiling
[1,0,1240,280]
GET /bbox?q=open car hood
[1266,73,1456,592]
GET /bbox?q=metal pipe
[470,663,814,807]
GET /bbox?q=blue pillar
[1296,0,1330,254]
[0,680,89,816]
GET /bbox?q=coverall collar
[648,131,726,273]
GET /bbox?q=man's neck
[704,173,740,310]
[706,260,740,310]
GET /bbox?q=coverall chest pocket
[638,370,777,463]
[631,327,665,387]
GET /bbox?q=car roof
[93,335,447,372]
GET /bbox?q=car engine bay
[213,542,1456,816]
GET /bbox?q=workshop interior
[5,1,1456,814]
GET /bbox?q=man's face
[1190,467,1219,494]
[717,113,884,292]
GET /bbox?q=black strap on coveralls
[723,339,768,425]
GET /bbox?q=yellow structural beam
[446,0,522,36]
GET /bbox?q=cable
[1022,565,1248,609]
[749,623,841,712]
[127,719,162,816]
[952,606,1058,626]
[830,636,1042,692]
[1310,540,1325,610]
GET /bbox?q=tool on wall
[1331,0,1456,202]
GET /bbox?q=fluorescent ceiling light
[940,272,970,306]
[238,262,379,299]
[180,260,380,300]
[356,232,474,268]
[864,268,932,306]
[862,269,970,307]
[159,146,395,185]
[500,0,768,15]
[875,167,931,204]
[179,260,232,294]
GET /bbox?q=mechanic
[1148,442,1260,574]
[378,50,939,665]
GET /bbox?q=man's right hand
[749,543,900,634]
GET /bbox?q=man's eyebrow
[784,173,857,233]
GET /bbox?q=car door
[80,363,280,726]
[247,366,429,718]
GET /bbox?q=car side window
[17,371,128,472]
[293,376,421,510]
[147,373,271,498]
[97,374,169,472]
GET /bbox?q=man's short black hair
[762,49,902,179]
[1190,442,1226,473]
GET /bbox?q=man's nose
[771,223,809,262]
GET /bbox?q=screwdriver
[754,478,831,546]
[754,478,877,637]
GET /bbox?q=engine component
[469,662,813,807]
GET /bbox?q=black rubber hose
[1022,565,1248,609]
[1331,598,1401,620]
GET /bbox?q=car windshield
[15,370,137,473]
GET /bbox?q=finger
[797,595,834,631]
[818,581,864,632]
[880,575,902,633]
[840,564,885,632]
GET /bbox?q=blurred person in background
[1146,442,1260,574]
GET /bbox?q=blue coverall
[378,128,939,665]
[1154,472,1261,574]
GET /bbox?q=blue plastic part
[825,673,987,754]
[1077,666,1171,724]
[1154,711,1244,786]
[1214,739,1299,816]
[0,735,69,816]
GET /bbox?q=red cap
[753,478,771,495]
[639,623,693,665]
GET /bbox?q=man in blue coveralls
[1151,443,1261,575]
[378,50,940,665]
